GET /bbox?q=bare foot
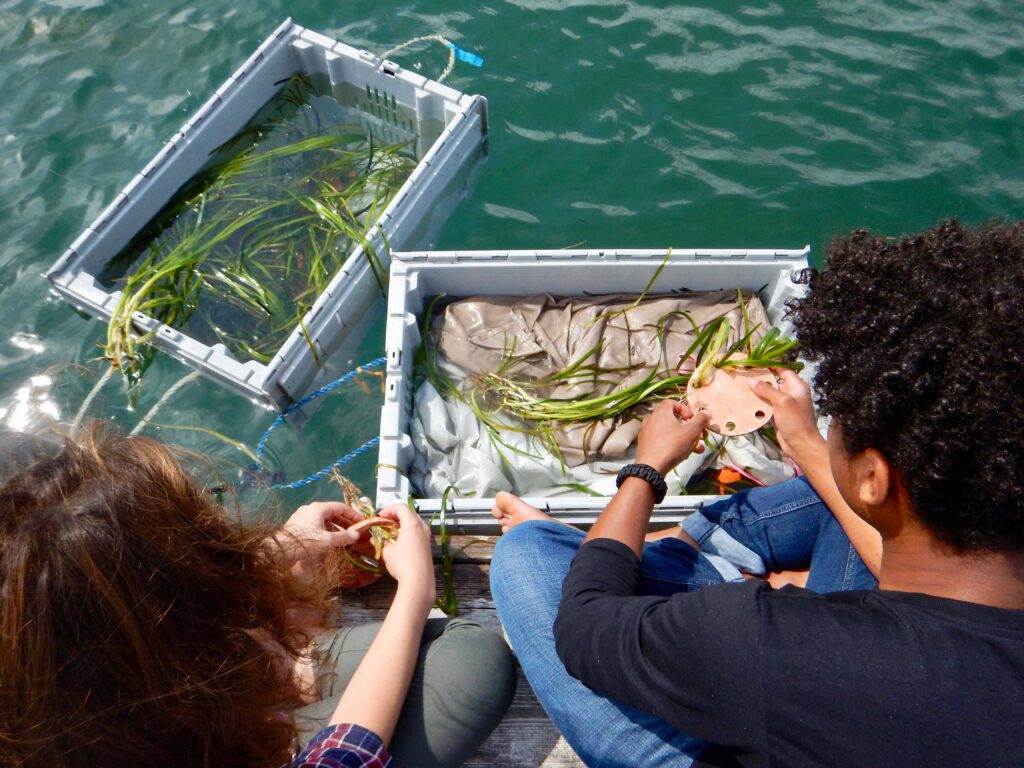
[491,491,559,534]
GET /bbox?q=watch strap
[615,463,668,504]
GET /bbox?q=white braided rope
[130,370,202,436]
[71,366,115,430]
[380,35,457,83]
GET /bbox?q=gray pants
[297,618,517,768]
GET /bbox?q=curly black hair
[789,219,1024,554]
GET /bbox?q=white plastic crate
[46,19,488,411]
[377,248,811,531]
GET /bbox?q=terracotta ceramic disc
[686,366,776,436]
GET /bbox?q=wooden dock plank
[466,721,581,767]
[341,563,493,610]
[438,534,500,562]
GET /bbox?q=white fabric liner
[411,291,800,499]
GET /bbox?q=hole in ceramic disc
[754,410,766,419]
[725,420,736,432]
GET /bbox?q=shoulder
[290,723,394,768]
[761,585,1024,631]
[688,583,1024,656]
[754,586,1024,701]
[754,589,1024,765]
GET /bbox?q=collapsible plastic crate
[46,19,488,411]
[377,248,811,531]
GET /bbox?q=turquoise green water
[1,1,1022,514]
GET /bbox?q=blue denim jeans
[680,475,877,593]
[489,477,876,768]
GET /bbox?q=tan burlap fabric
[435,290,769,466]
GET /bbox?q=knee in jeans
[492,521,563,579]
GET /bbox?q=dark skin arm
[751,369,882,577]
[627,395,812,588]
[585,400,709,557]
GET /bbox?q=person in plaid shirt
[294,723,394,768]
[0,427,514,767]
[288,502,449,768]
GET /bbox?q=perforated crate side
[45,19,487,410]
[377,262,421,503]
[375,249,811,530]
[264,98,488,409]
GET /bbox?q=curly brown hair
[0,423,328,767]
[789,219,1024,553]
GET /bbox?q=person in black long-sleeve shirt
[490,219,1024,768]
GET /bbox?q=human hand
[635,400,710,476]
[380,504,436,606]
[750,369,826,463]
[276,501,366,570]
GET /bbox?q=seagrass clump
[104,77,415,395]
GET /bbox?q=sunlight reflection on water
[0,375,61,432]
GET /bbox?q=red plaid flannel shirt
[291,723,394,768]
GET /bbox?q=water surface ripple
[1,0,1021,505]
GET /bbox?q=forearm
[790,436,882,577]
[584,478,657,558]
[590,400,707,556]
[329,583,433,744]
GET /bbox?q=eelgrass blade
[105,83,417,393]
[433,485,461,617]
[554,482,604,497]
[584,248,673,330]
[140,421,262,466]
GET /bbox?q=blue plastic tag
[447,43,484,67]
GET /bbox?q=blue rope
[253,356,387,490]
[270,436,380,490]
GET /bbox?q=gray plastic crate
[377,248,811,531]
[46,19,488,411]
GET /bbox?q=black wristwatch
[615,463,668,504]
